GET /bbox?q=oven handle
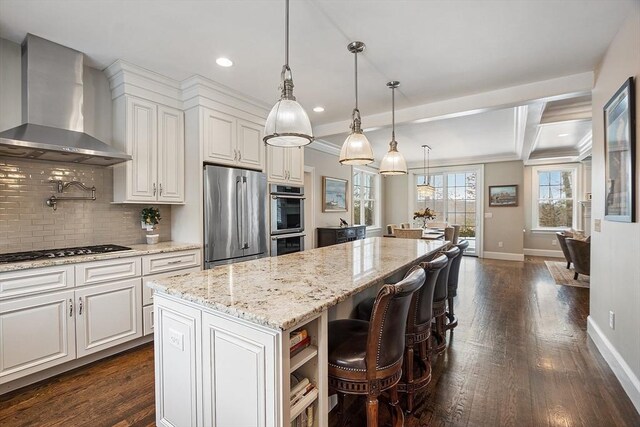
[271,195,306,200]
[271,233,306,240]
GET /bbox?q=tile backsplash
[0,158,171,253]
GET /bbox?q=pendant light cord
[354,51,358,111]
[285,0,289,67]
[391,85,395,140]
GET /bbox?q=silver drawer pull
[69,299,73,317]
[167,260,182,265]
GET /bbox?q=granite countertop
[0,241,202,273]
[148,237,448,330]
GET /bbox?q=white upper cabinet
[202,107,264,171]
[113,95,184,204]
[267,145,304,185]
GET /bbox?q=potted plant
[141,207,161,244]
[413,207,436,229]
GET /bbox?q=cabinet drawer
[142,250,201,275]
[0,265,75,300]
[142,266,201,306]
[143,305,154,336]
[76,257,141,287]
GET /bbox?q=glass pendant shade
[379,81,407,175]
[339,131,374,165]
[263,0,313,147]
[379,141,407,175]
[264,98,313,147]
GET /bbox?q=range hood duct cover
[0,34,131,166]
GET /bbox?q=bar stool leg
[366,395,379,427]
[406,343,415,413]
[337,392,345,427]
[389,385,404,427]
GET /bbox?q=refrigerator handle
[243,177,249,249]
[236,177,243,248]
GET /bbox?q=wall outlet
[498,241,503,248]
[551,239,557,246]
[594,219,601,232]
[609,311,615,330]
[168,328,184,351]
[484,212,493,219]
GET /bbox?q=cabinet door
[75,279,142,358]
[203,108,236,166]
[267,145,287,183]
[154,295,202,427]
[157,105,185,203]
[237,119,264,170]
[0,290,76,384]
[126,96,158,201]
[202,312,280,427]
[287,146,304,184]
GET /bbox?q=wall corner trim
[482,251,525,261]
[587,316,640,415]
[523,248,564,258]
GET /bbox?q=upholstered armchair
[556,232,572,269]
[566,237,591,280]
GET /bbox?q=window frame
[352,168,381,231]
[530,164,580,231]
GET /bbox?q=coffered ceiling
[0,0,631,164]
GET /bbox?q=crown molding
[308,138,341,156]
[406,152,521,169]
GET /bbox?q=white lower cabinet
[143,305,155,336]
[75,278,142,358]
[0,290,76,383]
[201,311,279,427]
[154,295,202,427]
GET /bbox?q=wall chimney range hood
[0,34,131,166]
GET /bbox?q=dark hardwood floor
[1,257,638,426]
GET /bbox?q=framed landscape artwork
[604,77,636,222]
[489,185,518,207]
[323,176,348,212]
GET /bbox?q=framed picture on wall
[322,176,348,212]
[604,77,636,222]
[488,185,518,207]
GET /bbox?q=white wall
[0,38,22,131]
[382,174,410,228]
[588,4,640,412]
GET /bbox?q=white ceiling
[322,107,518,167]
[0,0,630,164]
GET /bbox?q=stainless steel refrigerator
[204,165,268,269]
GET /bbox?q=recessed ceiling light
[558,133,569,137]
[216,57,233,67]
[313,106,325,113]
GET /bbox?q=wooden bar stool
[328,266,426,427]
[400,254,448,413]
[445,240,468,331]
[431,246,460,356]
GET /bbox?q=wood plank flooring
[1,257,638,426]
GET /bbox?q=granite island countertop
[148,237,448,330]
[0,241,202,273]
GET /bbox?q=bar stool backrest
[447,240,469,298]
[410,254,448,329]
[433,246,460,302]
[366,265,425,379]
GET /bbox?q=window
[353,169,379,228]
[415,169,479,254]
[532,165,578,230]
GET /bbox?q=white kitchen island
[148,237,448,427]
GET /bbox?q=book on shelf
[290,405,314,427]
[290,336,311,357]
[290,329,308,348]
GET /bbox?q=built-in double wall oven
[270,184,305,256]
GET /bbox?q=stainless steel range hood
[0,34,131,166]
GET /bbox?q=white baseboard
[483,251,525,261]
[523,248,564,258]
[587,316,640,415]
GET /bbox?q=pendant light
[263,0,313,147]
[339,41,374,165]
[417,144,435,198]
[379,81,407,175]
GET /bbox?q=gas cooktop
[0,244,133,264]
